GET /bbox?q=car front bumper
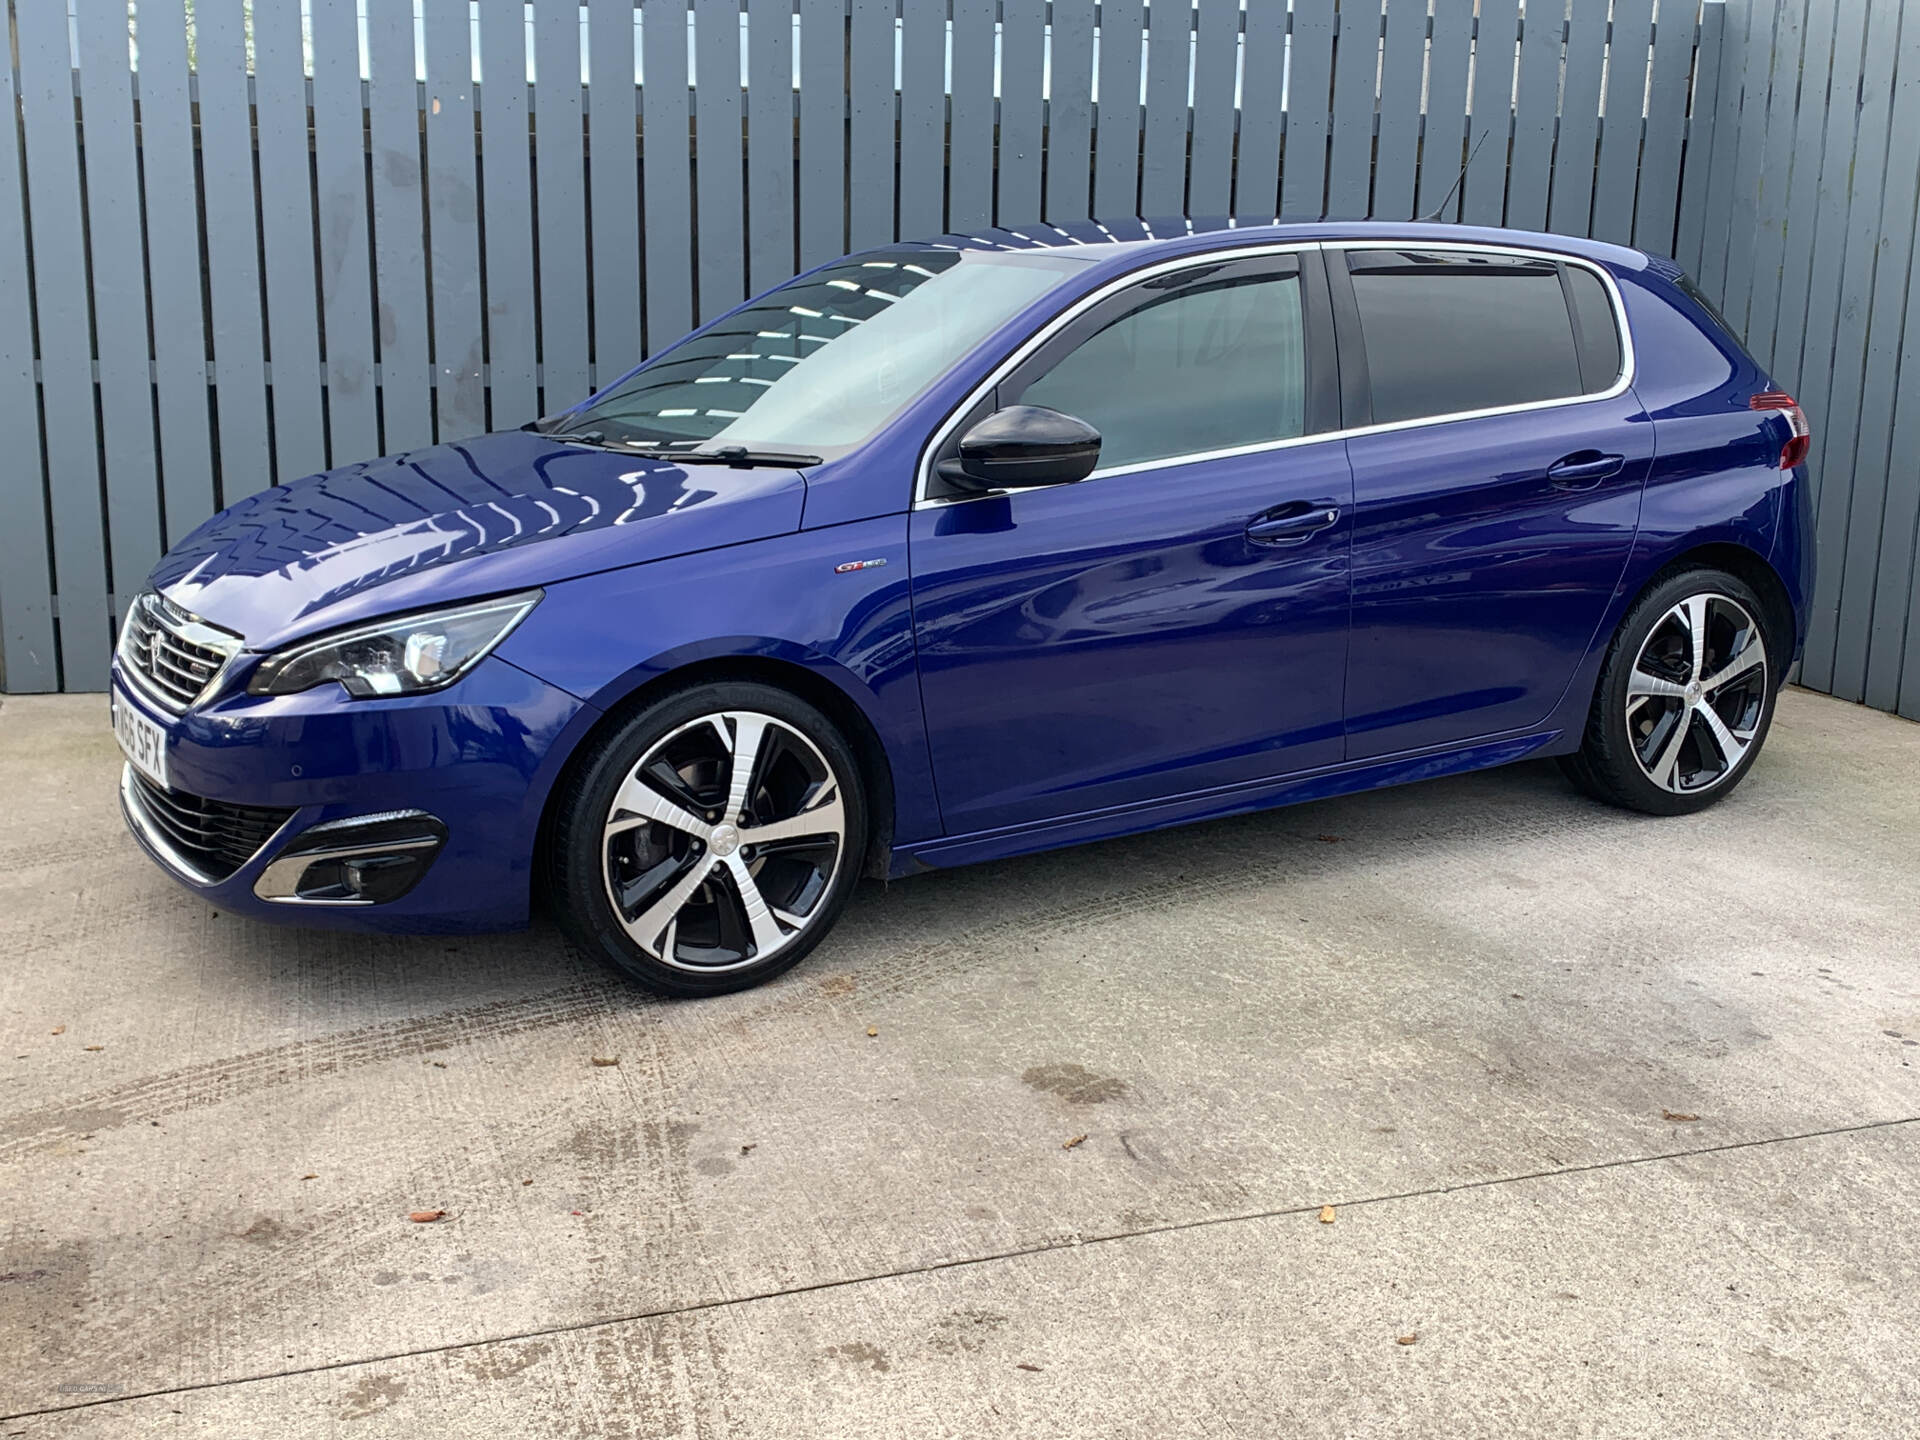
[113,653,591,932]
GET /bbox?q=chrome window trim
[911,237,1636,509]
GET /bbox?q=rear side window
[1345,251,1620,426]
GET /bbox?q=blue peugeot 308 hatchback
[113,220,1812,996]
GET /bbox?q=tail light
[1750,391,1810,469]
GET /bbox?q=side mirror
[936,405,1102,492]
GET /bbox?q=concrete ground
[1,688,1917,1437]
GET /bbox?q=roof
[914,215,1653,273]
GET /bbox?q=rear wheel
[1562,568,1778,816]
[549,682,867,997]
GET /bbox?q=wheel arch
[1640,540,1798,679]
[532,650,900,898]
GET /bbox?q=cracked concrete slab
[1,688,1916,1435]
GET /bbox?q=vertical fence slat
[1550,0,1609,237]
[1045,0,1095,222]
[797,0,844,261]
[1462,0,1519,226]
[1763,0,1836,399]
[1281,0,1335,218]
[643,0,695,344]
[1709,0,1772,315]
[1831,13,1920,703]
[949,0,997,230]
[748,0,800,280]
[367,0,434,453]
[1802,0,1902,692]
[693,0,747,317]
[1673,0,1726,276]
[1093,0,1144,217]
[897,0,946,239]
[479,0,539,426]
[1633,0,1699,255]
[425,0,487,437]
[998,0,1046,228]
[590,0,643,377]
[1591,0,1657,243]
[1866,284,1920,712]
[311,0,381,466]
[129,0,214,542]
[74,0,160,614]
[1234,0,1285,220]
[1416,0,1474,219]
[15,0,109,687]
[1139,0,1190,217]
[1325,0,1379,220]
[1740,0,1807,368]
[536,4,593,400]
[1692,0,1746,295]
[849,0,898,244]
[0,16,55,689]
[1186,0,1237,219]
[1505,0,1562,230]
[194,2,272,501]
[1370,0,1426,221]
[254,0,329,480]
[1777,0,1863,407]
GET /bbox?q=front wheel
[1562,568,1780,816]
[548,681,867,997]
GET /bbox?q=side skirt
[890,730,1563,876]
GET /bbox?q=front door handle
[1246,501,1342,546]
[1546,451,1626,490]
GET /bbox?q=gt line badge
[833,558,888,574]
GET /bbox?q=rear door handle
[1246,501,1342,546]
[1546,451,1626,490]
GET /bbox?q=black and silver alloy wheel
[603,711,846,972]
[1624,592,1768,795]
[1563,567,1780,817]
[550,681,868,996]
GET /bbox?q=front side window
[1009,266,1309,473]
[1346,251,1620,426]
[561,247,1088,451]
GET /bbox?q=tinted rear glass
[1565,266,1623,392]
[1347,252,1586,425]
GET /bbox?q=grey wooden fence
[1680,0,1920,721]
[3,0,1723,695]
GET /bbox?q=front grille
[118,592,242,713]
[126,769,295,882]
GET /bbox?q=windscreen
[560,247,1089,451]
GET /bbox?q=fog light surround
[253,811,449,905]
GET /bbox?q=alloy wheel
[601,710,847,973]
[1624,592,1769,795]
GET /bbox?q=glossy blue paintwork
[124,220,1810,930]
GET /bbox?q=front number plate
[112,689,169,790]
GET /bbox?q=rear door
[1331,245,1654,759]
[908,248,1354,835]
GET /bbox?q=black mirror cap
[939,405,1103,491]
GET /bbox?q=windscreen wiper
[617,444,823,469]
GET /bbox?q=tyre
[548,681,868,997]
[1561,568,1780,816]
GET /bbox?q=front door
[909,249,1354,836]
[1331,245,1655,759]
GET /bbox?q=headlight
[247,591,542,698]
